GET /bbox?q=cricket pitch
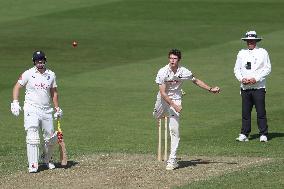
[0,153,271,189]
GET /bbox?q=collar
[167,64,181,74]
[248,46,259,51]
[33,66,48,75]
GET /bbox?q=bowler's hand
[210,86,221,93]
[172,103,182,113]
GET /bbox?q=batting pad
[26,128,40,168]
[42,132,58,163]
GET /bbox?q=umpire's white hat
[241,31,262,42]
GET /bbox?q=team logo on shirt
[35,83,48,90]
[166,80,179,84]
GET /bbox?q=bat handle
[57,119,62,133]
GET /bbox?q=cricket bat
[57,119,68,166]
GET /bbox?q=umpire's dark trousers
[241,88,268,136]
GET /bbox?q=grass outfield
[0,0,284,188]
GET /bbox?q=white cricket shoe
[236,134,249,142]
[166,159,178,170]
[28,167,38,173]
[46,162,56,170]
[28,163,38,173]
[260,135,268,142]
[41,153,55,169]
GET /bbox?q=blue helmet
[32,50,47,62]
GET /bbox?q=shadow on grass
[177,159,237,170]
[249,132,284,141]
[37,160,78,172]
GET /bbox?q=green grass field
[0,0,284,188]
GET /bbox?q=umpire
[234,31,271,142]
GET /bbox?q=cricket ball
[72,41,78,48]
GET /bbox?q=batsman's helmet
[32,50,47,63]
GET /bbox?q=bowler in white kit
[11,50,63,173]
[153,49,220,170]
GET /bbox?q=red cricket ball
[72,41,78,48]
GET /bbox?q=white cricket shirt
[18,67,57,108]
[155,64,194,100]
[234,47,271,90]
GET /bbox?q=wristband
[208,88,212,92]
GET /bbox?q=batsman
[153,49,220,170]
[11,50,63,173]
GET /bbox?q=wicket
[157,116,168,161]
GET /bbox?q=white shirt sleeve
[180,68,194,81]
[51,73,58,88]
[254,49,271,82]
[234,51,244,82]
[18,70,29,86]
[155,68,166,85]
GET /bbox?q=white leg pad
[26,128,40,169]
[43,144,55,163]
[43,132,58,163]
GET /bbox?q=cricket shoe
[28,167,38,173]
[41,153,55,169]
[45,162,56,170]
[236,134,249,142]
[166,159,178,170]
[260,135,268,142]
[28,163,38,173]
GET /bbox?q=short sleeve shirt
[155,64,194,100]
[18,67,57,108]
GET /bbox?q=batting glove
[11,100,22,116]
[54,107,63,119]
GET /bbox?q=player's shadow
[177,159,237,170]
[249,132,284,141]
[37,160,78,172]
